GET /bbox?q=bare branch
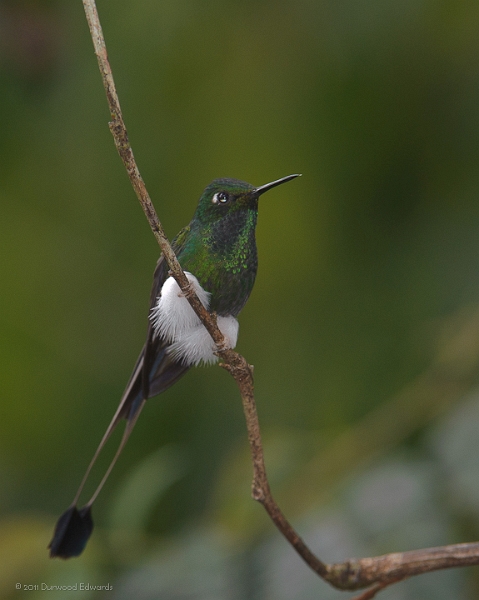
[325,542,479,591]
[82,0,223,347]
[81,1,479,596]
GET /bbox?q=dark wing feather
[83,227,192,449]
[141,224,192,400]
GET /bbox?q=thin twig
[82,0,223,347]
[81,1,479,596]
[351,582,394,600]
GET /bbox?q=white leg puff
[150,272,239,366]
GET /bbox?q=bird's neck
[207,208,258,267]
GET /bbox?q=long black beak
[255,173,301,196]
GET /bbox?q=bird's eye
[212,191,229,205]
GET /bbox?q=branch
[328,542,479,592]
[81,1,479,596]
[82,0,224,349]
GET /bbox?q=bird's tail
[48,356,146,559]
[49,338,191,558]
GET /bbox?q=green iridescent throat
[175,205,259,317]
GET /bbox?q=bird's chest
[207,261,257,316]
[183,212,258,316]
[205,237,257,316]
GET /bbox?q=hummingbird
[48,173,300,558]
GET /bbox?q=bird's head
[193,174,300,226]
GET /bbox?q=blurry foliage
[2,0,479,598]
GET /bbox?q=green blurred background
[2,0,479,598]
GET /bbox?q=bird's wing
[141,225,192,400]
[96,224,193,429]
